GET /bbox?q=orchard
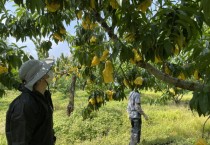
[1,0,210,120]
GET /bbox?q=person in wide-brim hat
[19,58,54,91]
[6,58,57,145]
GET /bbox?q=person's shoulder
[133,91,140,97]
[19,92,40,112]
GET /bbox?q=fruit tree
[1,0,210,117]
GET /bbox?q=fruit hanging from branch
[102,60,114,83]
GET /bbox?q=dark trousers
[129,117,142,145]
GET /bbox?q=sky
[4,0,160,59]
[5,1,76,59]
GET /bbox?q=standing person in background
[5,59,56,145]
[127,89,149,145]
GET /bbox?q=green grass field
[0,90,210,145]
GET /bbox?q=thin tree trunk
[67,74,77,116]
[82,80,87,90]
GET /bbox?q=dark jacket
[5,87,56,145]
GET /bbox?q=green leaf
[189,91,199,114]
[190,90,210,116]
[163,38,173,58]
[14,0,23,6]
[202,0,210,26]
[198,93,209,116]
[175,20,191,39]
[119,45,132,62]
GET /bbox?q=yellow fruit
[89,98,96,105]
[91,56,100,66]
[124,33,135,42]
[134,77,142,85]
[82,16,91,29]
[174,45,179,55]
[138,0,152,13]
[130,58,136,64]
[105,60,113,72]
[100,50,109,61]
[102,60,114,83]
[155,55,162,63]
[132,49,142,62]
[89,23,98,30]
[96,96,103,103]
[165,66,171,75]
[110,0,119,9]
[69,67,78,72]
[90,0,96,9]
[134,77,143,85]
[106,90,113,96]
[103,69,114,83]
[194,70,199,80]
[45,0,60,12]
[194,138,207,145]
[178,72,186,80]
[82,21,88,29]
[59,28,66,34]
[0,66,8,74]
[85,16,91,24]
[106,90,113,100]
[176,87,182,90]
[53,33,63,41]
[90,36,97,43]
[77,11,83,19]
[176,35,185,49]
[108,95,113,100]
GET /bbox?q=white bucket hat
[19,58,54,91]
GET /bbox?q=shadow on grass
[141,136,176,145]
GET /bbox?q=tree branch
[137,61,206,91]
[94,12,118,40]
[93,11,207,92]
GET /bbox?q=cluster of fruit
[82,16,98,30]
[87,91,105,112]
[123,76,143,88]
[130,48,142,64]
[91,50,109,67]
[53,27,66,42]
[88,90,114,106]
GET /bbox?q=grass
[0,89,210,145]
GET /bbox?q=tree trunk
[67,74,77,116]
